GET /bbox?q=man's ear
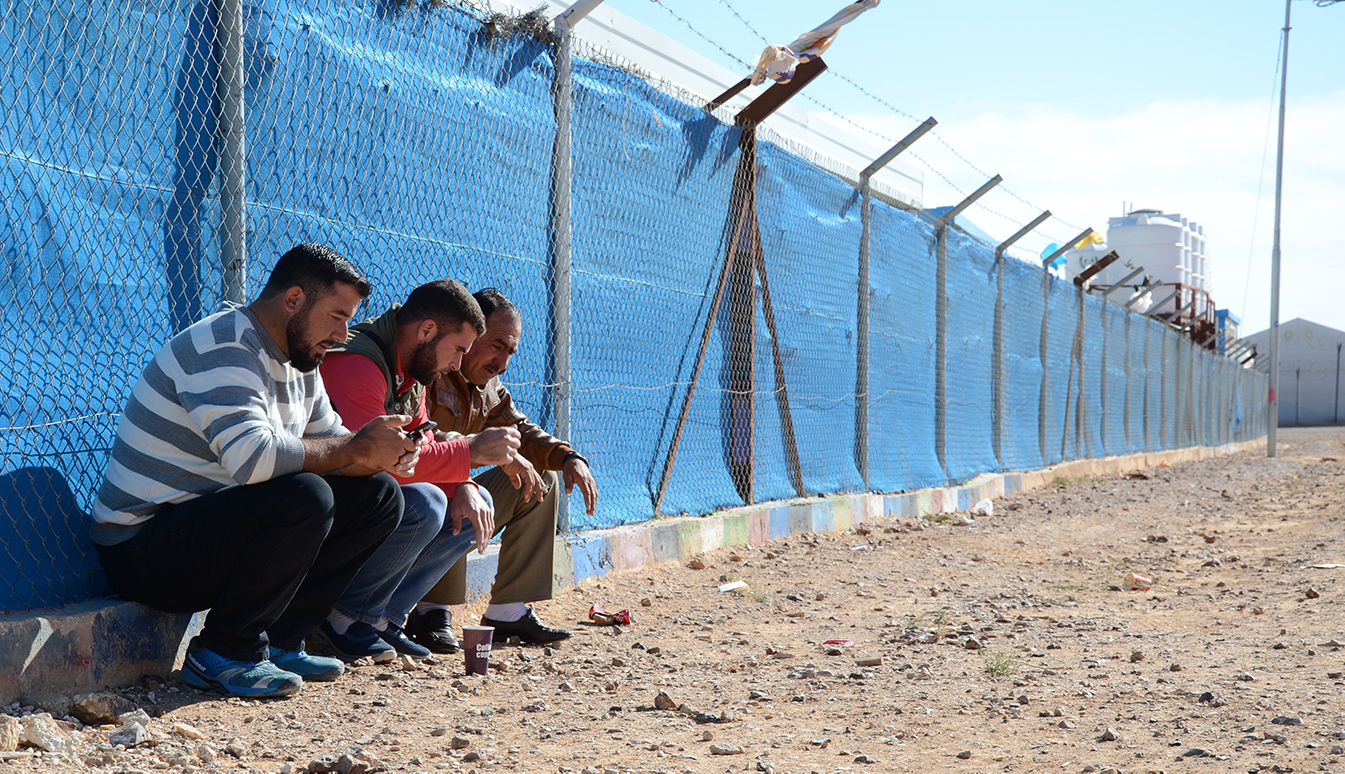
[283,285,306,315]
[418,318,439,343]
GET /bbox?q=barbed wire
[715,0,1070,227]
[637,0,1081,244]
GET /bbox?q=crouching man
[408,288,599,649]
[90,244,414,698]
[316,279,517,661]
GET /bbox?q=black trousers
[97,472,401,662]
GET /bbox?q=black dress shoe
[405,608,460,653]
[479,608,572,645]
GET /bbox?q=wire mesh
[942,229,997,482]
[1102,303,1130,456]
[999,256,1045,472]
[753,138,865,500]
[1078,294,1105,459]
[0,0,195,609]
[865,204,942,492]
[568,35,744,524]
[0,0,1272,612]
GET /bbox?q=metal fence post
[932,175,1000,478]
[550,14,577,532]
[217,0,247,304]
[935,227,947,474]
[856,177,872,488]
[1099,303,1108,454]
[856,117,936,489]
[993,210,1050,468]
[549,3,608,530]
[1038,270,1052,464]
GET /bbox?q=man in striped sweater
[91,243,414,698]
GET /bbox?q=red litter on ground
[588,604,632,626]
[1124,572,1153,591]
[823,639,854,647]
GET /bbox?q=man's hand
[451,483,495,555]
[499,452,548,503]
[338,415,416,476]
[392,430,429,478]
[563,457,598,516]
[468,426,521,467]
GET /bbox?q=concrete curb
[0,437,1264,703]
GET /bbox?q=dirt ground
[7,426,1345,774]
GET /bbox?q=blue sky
[606,0,1345,336]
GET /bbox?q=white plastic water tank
[1107,209,1209,314]
[1108,211,1186,287]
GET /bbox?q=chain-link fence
[0,0,1268,612]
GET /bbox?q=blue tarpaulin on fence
[0,0,1268,611]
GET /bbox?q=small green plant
[1053,475,1089,489]
[743,589,772,604]
[931,513,957,524]
[720,574,772,604]
[933,609,953,638]
[982,650,1021,677]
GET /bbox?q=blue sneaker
[269,646,345,682]
[313,620,396,664]
[180,645,302,698]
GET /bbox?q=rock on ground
[71,692,136,725]
[20,714,73,754]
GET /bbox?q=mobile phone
[406,420,437,440]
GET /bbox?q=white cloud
[849,92,1345,335]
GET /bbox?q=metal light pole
[1270,0,1343,454]
[1267,0,1291,456]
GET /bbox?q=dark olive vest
[328,305,424,418]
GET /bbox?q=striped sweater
[90,305,347,546]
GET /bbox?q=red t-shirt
[320,352,472,496]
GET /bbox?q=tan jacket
[427,370,577,471]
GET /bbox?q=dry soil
[6,426,1345,774]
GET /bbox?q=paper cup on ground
[462,626,494,675]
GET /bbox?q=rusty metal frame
[654,62,827,513]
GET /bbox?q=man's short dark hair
[260,243,372,302]
[473,287,520,322]
[397,279,486,337]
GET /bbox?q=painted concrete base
[0,601,192,705]
[0,437,1264,703]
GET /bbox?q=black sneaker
[311,621,396,664]
[406,608,460,653]
[479,608,572,645]
[378,624,431,659]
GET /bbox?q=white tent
[1243,318,1345,425]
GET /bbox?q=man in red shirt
[315,279,523,662]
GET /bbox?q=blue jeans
[335,483,489,628]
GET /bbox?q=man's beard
[286,312,328,373]
[405,337,442,386]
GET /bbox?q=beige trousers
[422,467,558,606]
